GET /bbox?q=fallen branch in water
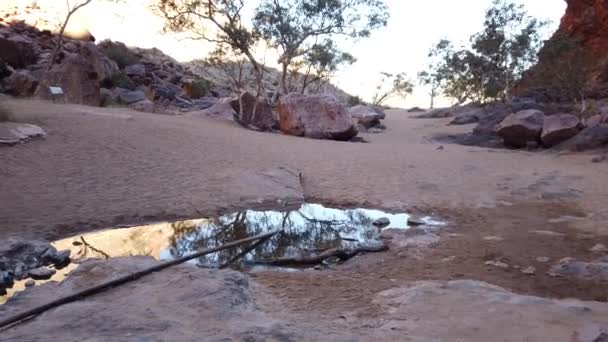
[0,229,283,331]
[253,243,389,267]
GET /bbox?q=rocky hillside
[519,0,608,99]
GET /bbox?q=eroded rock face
[0,36,37,69]
[1,70,38,97]
[541,113,582,147]
[278,93,358,141]
[36,52,101,106]
[495,110,545,148]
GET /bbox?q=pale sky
[8,0,566,107]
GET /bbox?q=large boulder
[81,42,118,83]
[1,70,38,97]
[541,114,582,147]
[560,124,608,151]
[36,52,101,106]
[230,92,277,131]
[495,109,545,148]
[277,93,358,141]
[0,36,37,69]
[348,105,384,129]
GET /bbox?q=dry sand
[1,99,608,341]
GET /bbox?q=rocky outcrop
[495,110,545,148]
[278,93,358,141]
[0,35,37,69]
[230,92,277,131]
[519,0,608,98]
[541,114,582,147]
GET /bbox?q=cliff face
[519,0,608,99]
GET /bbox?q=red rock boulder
[278,93,358,141]
[495,109,545,148]
[541,113,582,147]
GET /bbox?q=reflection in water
[2,204,442,304]
[166,204,411,267]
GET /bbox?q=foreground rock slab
[278,93,357,141]
[0,122,46,145]
[541,114,582,147]
[3,258,608,341]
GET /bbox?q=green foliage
[110,71,135,90]
[347,95,364,106]
[372,72,414,106]
[254,0,388,93]
[423,0,547,104]
[534,33,591,104]
[188,78,214,99]
[296,39,357,93]
[103,44,139,69]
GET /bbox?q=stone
[28,267,56,280]
[560,124,608,151]
[548,257,608,281]
[536,257,550,263]
[521,266,536,275]
[277,93,357,141]
[125,63,146,77]
[590,244,608,253]
[1,69,38,97]
[348,105,384,129]
[372,217,391,228]
[191,97,219,110]
[129,99,155,113]
[36,52,101,106]
[592,155,607,163]
[230,92,277,131]
[449,113,479,125]
[0,270,14,289]
[189,99,235,121]
[485,260,509,269]
[495,109,545,148]
[0,122,46,145]
[407,217,426,226]
[117,89,147,105]
[81,42,118,83]
[541,113,582,147]
[25,279,36,287]
[0,35,37,68]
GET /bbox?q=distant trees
[419,0,546,104]
[372,72,414,106]
[154,0,388,97]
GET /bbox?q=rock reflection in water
[168,204,410,267]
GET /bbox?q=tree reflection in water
[167,203,396,268]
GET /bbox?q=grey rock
[0,122,46,146]
[521,266,536,275]
[560,124,608,151]
[28,267,56,280]
[372,217,391,228]
[118,89,147,105]
[590,244,608,253]
[25,279,35,287]
[548,258,608,281]
[485,260,509,269]
[125,64,146,77]
[1,69,38,97]
[231,92,277,131]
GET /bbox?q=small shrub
[347,95,363,106]
[186,78,214,99]
[110,72,135,90]
[101,44,139,69]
